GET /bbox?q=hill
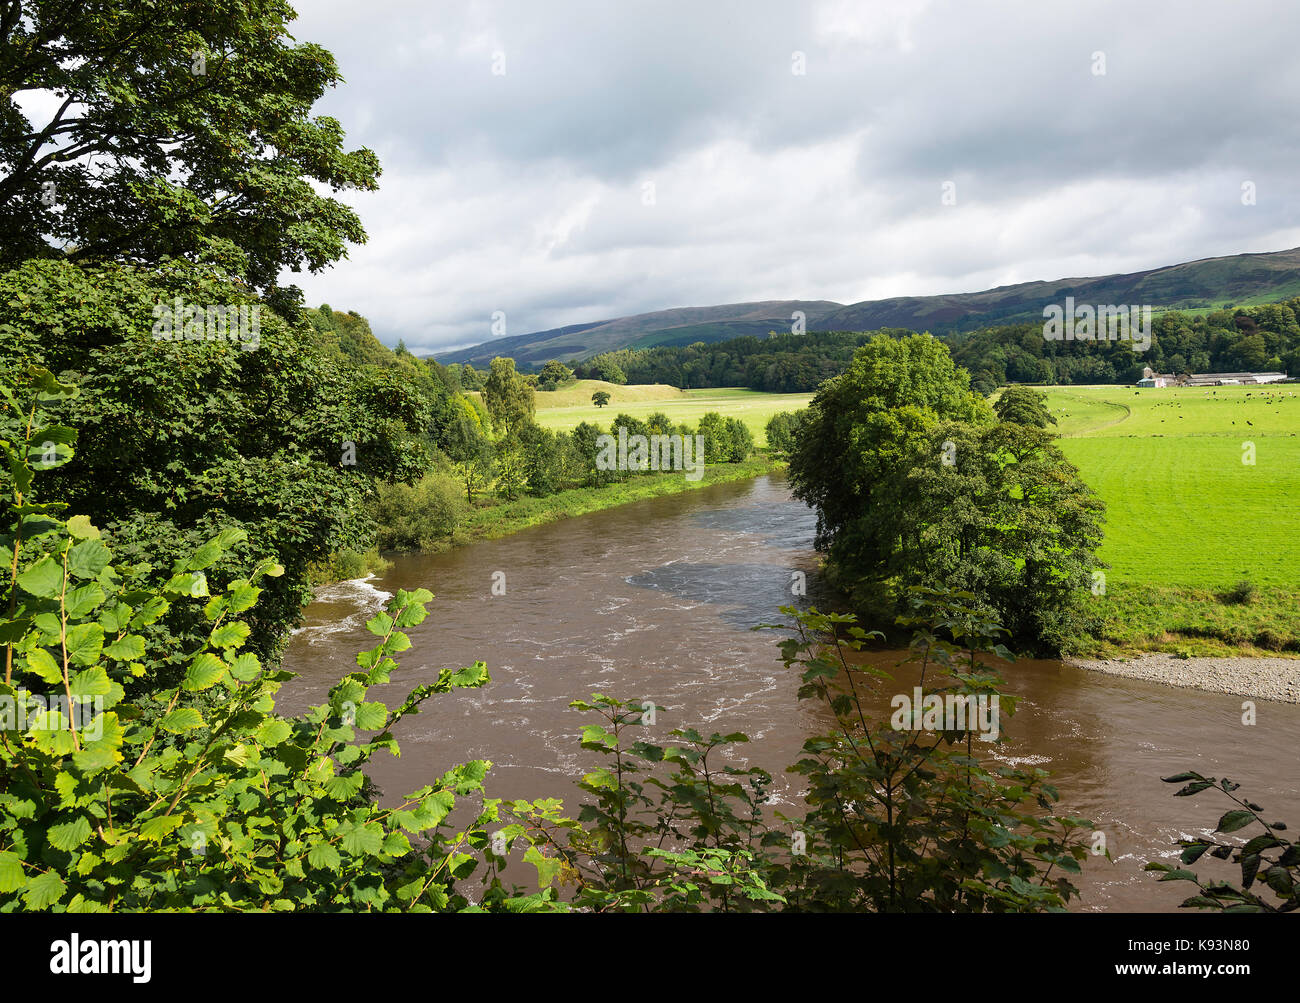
[437,301,843,366]
[435,246,1300,366]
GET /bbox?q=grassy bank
[434,454,780,552]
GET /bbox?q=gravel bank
[1069,654,1300,704]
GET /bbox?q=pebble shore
[1069,654,1300,704]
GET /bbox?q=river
[279,473,1300,912]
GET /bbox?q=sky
[281,0,1300,354]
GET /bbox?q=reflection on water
[280,473,1300,912]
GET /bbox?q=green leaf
[353,701,387,730]
[67,538,111,580]
[47,815,94,852]
[306,843,341,872]
[69,666,111,698]
[103,634,145,661]
[255,719,292,746]
[183,653,226,691]
[64,583,106,617]
[66,515,100,540]
[65,623,104,665]
[16,556,63,598]
[0,851,24,893]
[139,815,185,842]
[209,621,250,650]
[228,653,261,681]
[340,823,384,856]
[24,647,64,685]
[160,707,205,733]
[1217,810,1257,834]
[22,872,66,909]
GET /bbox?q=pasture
[1043,384,1300,654]
[534,384,814,446]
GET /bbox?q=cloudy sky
[283,0,1300,354]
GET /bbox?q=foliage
[756,593,1097,911]
[0,383,567,911]
[764,409,807,458]
[1147,773,1297,912]
[993,385,1056,427]
[482,358,535,500]
[591,390,611,408]
[373,473,466,549]
[0,0,380,308]
[537,361,573,391]
[0,259,431,672]
[888,421,1106,653]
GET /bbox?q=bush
[373,472,466,549]
[0,373,571,912]
[1221,580,1257,605]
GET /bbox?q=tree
[0,0,380,307]
[765,410,807,458]
[696,412,733,464]
[787,333,991,576]
[889,421,1105,652]
[442,396,495,503]
[592,390,611,408]
[482,357,535,500]
[0,258,431,672]
[538,360,573,390]
[993,385,1057,428]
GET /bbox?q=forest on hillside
[520,301,1300,393]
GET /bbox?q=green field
[1042,384,1300,655]
[534,384,814,447]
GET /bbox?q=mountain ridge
[435,246,1300,366]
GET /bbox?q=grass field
[1041,384,1300,655]
[534,383,813,447]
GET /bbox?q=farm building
[1135,369,1288,388]
[1181,371,1288,387]
[1136,367,1173,388]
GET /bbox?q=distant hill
[436,301,843,366]
[435,247,1300,365]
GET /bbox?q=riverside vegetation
[2,0,1293,913]
[4,380,1292,912]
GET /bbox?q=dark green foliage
[0,260,432,670]
[537,360,573,390]
[993,384,1057,427]
[787,334,1103,653]
[591,390,611,408]
[1148,773,1297,912]
[764,409,807,458]
[0,0,380,307]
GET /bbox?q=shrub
[373,472,465,550]
[1220,580,1257,605]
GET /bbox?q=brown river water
[279,473,1300,912]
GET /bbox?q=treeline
[952,300,1300,392]
[377,354,756,550]
[528,300,1300,394]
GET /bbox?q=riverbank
[309,454,782,583]
[1069,652,1300,703]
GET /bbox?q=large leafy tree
[992,384,1056,428]
[0,257,430,672]
[482,357,535,500]
[0,0,379,305]
[788,333,992,570]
